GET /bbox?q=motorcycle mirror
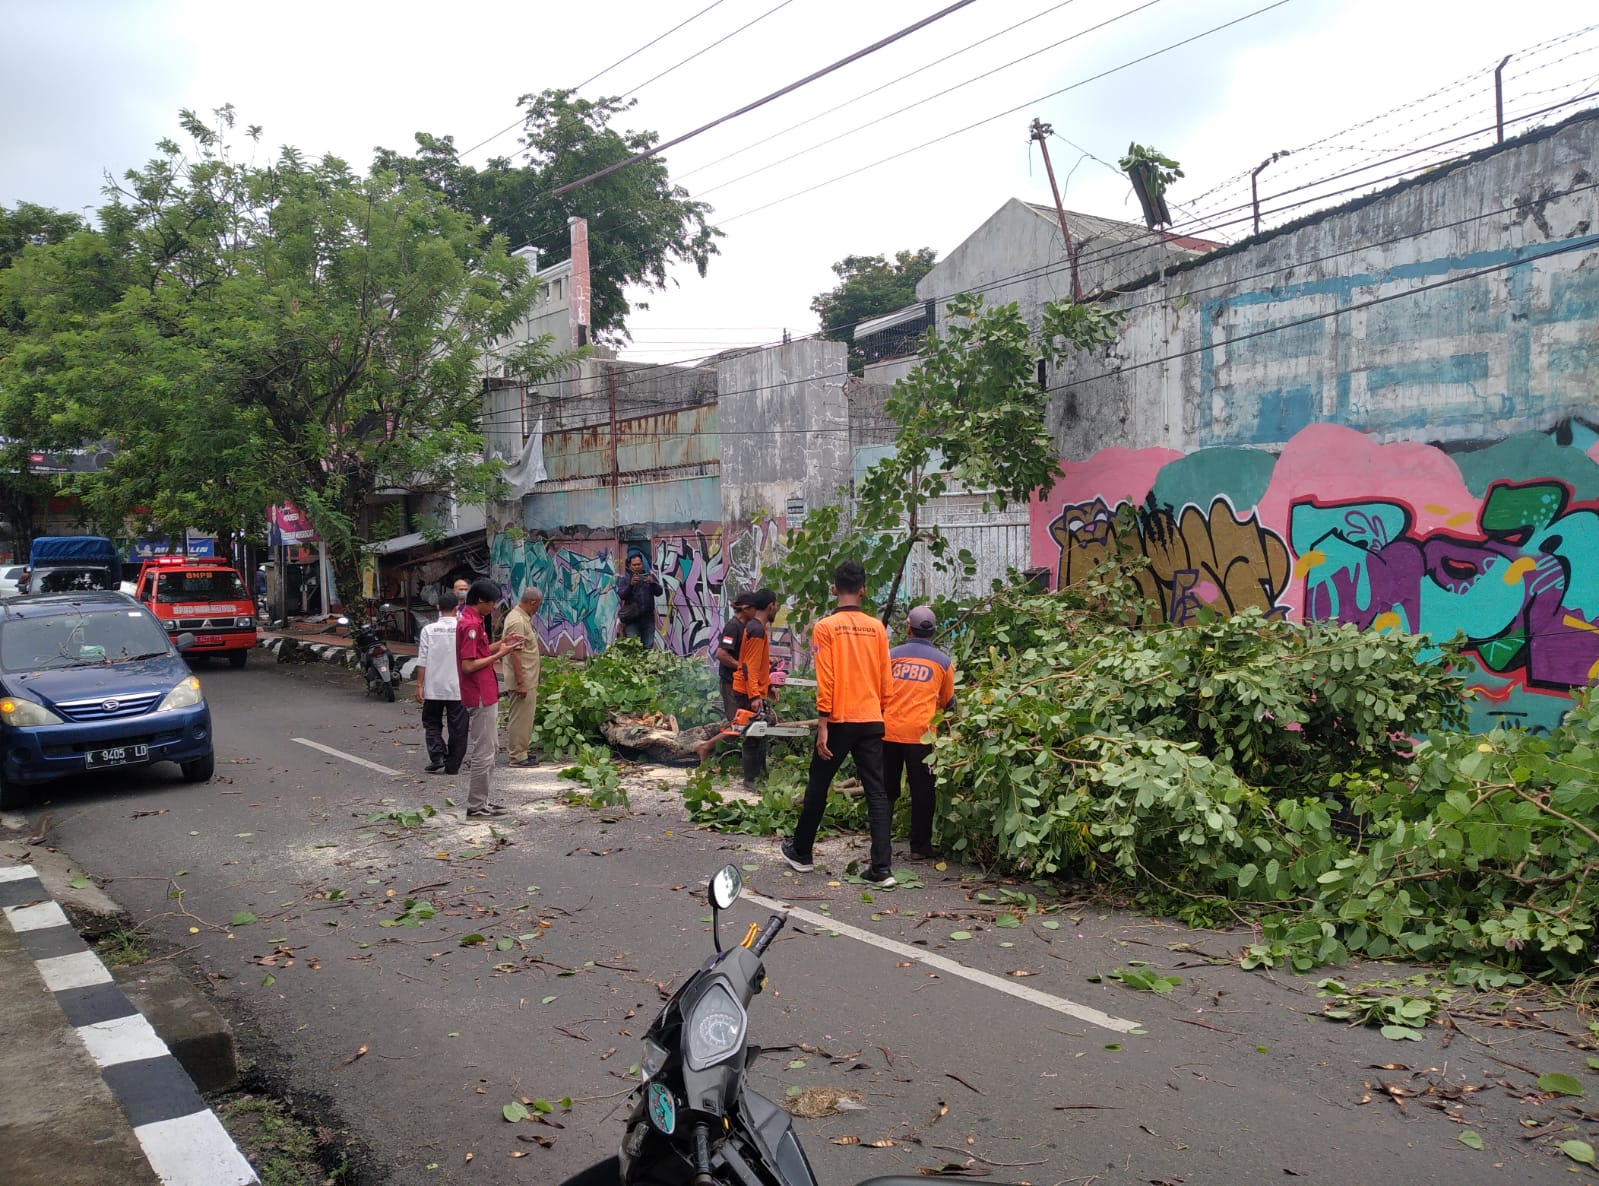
[709,864,743,911]
[707,864,743,953]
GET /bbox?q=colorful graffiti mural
[1034,422,1599,731]
[1049,495,1289,624]
[489,521,782,660]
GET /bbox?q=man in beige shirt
[501,585,544,766]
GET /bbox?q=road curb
[256,634,420,681]
[0,864,258,1186]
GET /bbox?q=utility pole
[1028,119,1082,302]
[607,364,622,568]
[1250,150,1290,236]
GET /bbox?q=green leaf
[994,914,1021,929]
[460,933,486,946]
[949,931,972,941]
[230,911,257,927]
[1040,919,1061,930]
[68,875,90,889]
[541,995,558,1005]
[787,1059,806,1069]
[502,1102,529,1123]
[1558,1140,1595,1165]
[1457,1131,1483,1150]
[496,937,515,951]
[1537,1072,1585,1097]
[260,974,276,987]
[531,1098,554,1115]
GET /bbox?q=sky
[4,0,1597,364]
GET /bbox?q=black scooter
[337,612,398,702]
[557,867,1001,1186]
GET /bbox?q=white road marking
[744,888,1142,1035]
[0,863,39,883]
[290,737,403,777]
[76,1012,170,1067]
[4,899,69,932]
[135,1111,260,1186]
[35,949,113,992]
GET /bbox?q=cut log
[600,715,819,764]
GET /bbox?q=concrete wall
[717,339,851,536]
[1054,110,1599,463]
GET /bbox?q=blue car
[0,591,214,809]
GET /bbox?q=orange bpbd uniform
[883,637,955,744]
[812,607,891,722]
[733,617,771,698]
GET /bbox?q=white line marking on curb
[0,864,39,883]
[36,949,114,992]
[135,1111,259,1186]
[291,737,403,777]
[744,889,1142,1035]
[76,1012,170,1067]
[4,899,70,932]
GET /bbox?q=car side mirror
[174,632,197,652]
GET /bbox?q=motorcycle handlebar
[751,912,787,956]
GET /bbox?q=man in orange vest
[782,560,896,887]
[732,588,778,788]
[883,606,955,861]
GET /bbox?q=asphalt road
[10,656,1598,1186]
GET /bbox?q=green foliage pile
[684,753,875,838]
[933,574,1599,981]
[531,639,720,756]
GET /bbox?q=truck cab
[134,556,258,667]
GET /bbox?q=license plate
[197,634,226,645]
[85,744,150,770]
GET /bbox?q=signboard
[131,536,217,560]
[268,502,318,546]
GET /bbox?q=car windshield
[0,608,172,671]
[156,570,248,602]
[37,567,117,593]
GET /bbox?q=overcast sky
[4,0,1596,362]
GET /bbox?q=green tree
[0,106,566,619]
[374,89,721,342]
[809,248,937,376]
[767,291,1123,628]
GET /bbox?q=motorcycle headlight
[684,981,746,1071]
[0,696,64,726]
[157,676,204,712]
[640,1038,670,1081]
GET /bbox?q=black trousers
[793,720,893,875]
[713,683,766,786]
[422,698,469,773]
[883,740,936,853]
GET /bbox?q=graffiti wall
[1033,421,1599,732]
[488,520,782,660]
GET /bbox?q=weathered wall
[1032,420,1599,732]
[1054,111,1599,463]
[717,339,851,540]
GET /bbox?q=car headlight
[236,616,254,627]
[0,696,65,726]
[157,676,204,712]
[162,620,177,632]
[684,981,746,1071]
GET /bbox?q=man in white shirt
[414,590,467,775]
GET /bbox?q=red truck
[132,556,258,666]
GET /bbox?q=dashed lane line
[743,888,1143,1035]
[290,737,404,777]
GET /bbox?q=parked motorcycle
[556,866,995,1186]
[337,610,398,702]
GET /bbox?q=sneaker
[465,804,508,819]
[780,840,813,872]
[861,869,897,888]
[512,756,541,767]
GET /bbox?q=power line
[549,0,983,198]
[454,0,731,162]
[694,0,1170,199]
[674,0,1085,183]
[615,0,795,98]
[717,0,1297,224]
